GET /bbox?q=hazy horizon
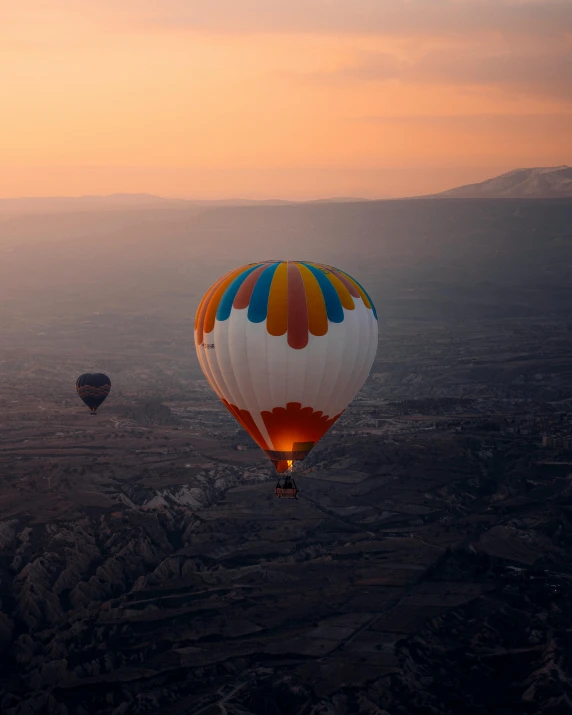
[1,164,571,203]
[0,165,542,202]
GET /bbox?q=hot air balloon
[195,261,378,498]
[76,373,111,414]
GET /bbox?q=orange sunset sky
[1,0,571,199]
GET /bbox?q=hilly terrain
[1,198,572,713]
[432,166,572,199]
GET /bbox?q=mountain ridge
[0,194,376,216]
[2,166,572,214]
[429,165,572,199]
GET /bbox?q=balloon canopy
[76,373,111,413]
[195,261,378,472]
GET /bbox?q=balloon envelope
[76,373,111,412]
[195,261,378,472]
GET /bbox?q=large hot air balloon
[195,261,378,498]
[76,373,111,414]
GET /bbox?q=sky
[1,0,571,199]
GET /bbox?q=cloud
[120,1,572,103]
[360,113,572,126]
[355,115,572,147]
[412,46,572,99]
[124,0,572,39]
[285,44,572,102]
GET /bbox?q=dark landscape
[2,196,572,714]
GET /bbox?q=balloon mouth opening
[267,443,315,473]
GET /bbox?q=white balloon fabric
[195,260,378,472]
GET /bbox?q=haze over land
[2,196,572,713]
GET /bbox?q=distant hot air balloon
[76,373,111,414]
[195,261,378,498]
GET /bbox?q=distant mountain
[0,194,297,216]
[0,194,373,216]
[307,197,372,204]
[431,166,572,199]
[0,193,178,215]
